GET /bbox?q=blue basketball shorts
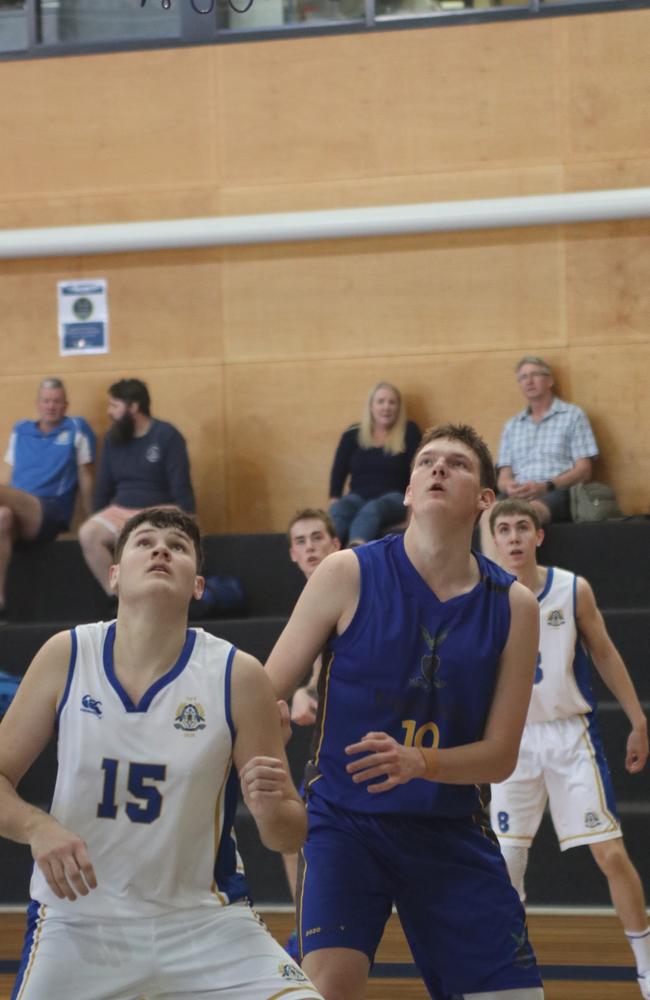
[297,795,542,1000]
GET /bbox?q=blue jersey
[307,534,515,819]
[6,417,96,524]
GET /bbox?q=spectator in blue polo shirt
[495,355,598,525]
[0,377,96,620]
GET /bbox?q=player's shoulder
[12,419,35,435]
[475,550,515,593]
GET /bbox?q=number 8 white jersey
[30,621,249,917]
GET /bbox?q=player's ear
[478,487,496,512]
[536,527,545,547]
[193,575,205,601]
[332,537,341,552]
[403,484,412,509]
[108,563,119,593]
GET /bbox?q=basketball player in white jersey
[489,499,650,999]
[0,507,323,1000]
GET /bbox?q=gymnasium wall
[1,8,649,531]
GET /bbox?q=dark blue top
[307,535,515,819]
[329,420,421,500]
[94,418,195,512]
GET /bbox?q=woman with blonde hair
[328,382,421,546]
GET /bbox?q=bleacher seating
[0,523,648,907]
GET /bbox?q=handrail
[1,187,649,259]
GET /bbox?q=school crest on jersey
[146,444,161,463]
[410,625,449,691]
[174,700,206,732]
[546,608,566,628]
[278,962,308,982]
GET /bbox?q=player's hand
[344,732,425,793]
[276,699,292,747]
[290,687,318,726]
[625,723,648,773]
[240,756,290,819]
[30,815,97,901]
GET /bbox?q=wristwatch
[545,480,556,492]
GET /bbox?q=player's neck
[112,606,189,693]
[404,520,479,601]
[513,561,547,595]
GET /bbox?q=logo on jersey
[511,928,535,968]
[410,625,449,691]
[546,608,566,628]
[55,430,71,446]
[146,444,161,463]
[174,701,206,732]
[81,694,102,717]
[278,962,308,982]
[585,811,601,829]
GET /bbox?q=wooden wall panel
[0,10,649,528]
[0,48,218,198]
[222,227,565,365]
[217,22,565,187]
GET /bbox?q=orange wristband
[418,748,437,780]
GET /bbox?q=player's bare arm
[266,549,359,702]
[346,581,540,792]
[576,576,648,774]
[231,650,307,853]
[0,631,98,901]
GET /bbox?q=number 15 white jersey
[30,621,249,918]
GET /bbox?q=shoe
[639,971,650,999]
[285,929,300,963]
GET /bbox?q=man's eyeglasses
[517,370,549,382]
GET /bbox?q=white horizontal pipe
[1,187,649,259]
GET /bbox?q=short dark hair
[286,507,338,545]
[114,507,203,569]
[412,423,497,492]
[489,498,541,535]
[109,378,151,417]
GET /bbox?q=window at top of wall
[38,0,181,46]
[0,0,27,53]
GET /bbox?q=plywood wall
[1,10,649,531]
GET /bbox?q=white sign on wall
[58,279,109,356]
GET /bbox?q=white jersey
[30,621,248,918]
[527,566,594,724]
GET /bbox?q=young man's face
[109,521,204,604]
[37,387,67,429]
[491,513,543,572]
[405,437,491,521]
[289,518,340,579]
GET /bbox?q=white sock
[625,927,650,974]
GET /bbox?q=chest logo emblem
[174,700,206,732]
[81,694,103,717]
[410,626,449,691]
[546,608,566,628]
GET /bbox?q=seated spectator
[78,378,195,596]
[496,356,598,525]
[328,381,421,546]
[0,377,95,621]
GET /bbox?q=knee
[78,517,107,552]
[0,505,16,536]
[591,839,628,877]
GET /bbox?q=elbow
[487,747,520,784]
[261,816,307,855]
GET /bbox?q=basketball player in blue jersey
[0,507,323,1000]
[489,499,650,999]
[266,424,545,1000]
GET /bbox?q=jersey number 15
[97,757,166,824]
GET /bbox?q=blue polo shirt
[6,416,96,525]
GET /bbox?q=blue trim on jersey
[56,629,78,725]
[213,767,250,903]
[584,710,619,820]
[103,623,197,712]
[10,900,43,1000]
[224,644,236,742]
[537,566,554,603]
